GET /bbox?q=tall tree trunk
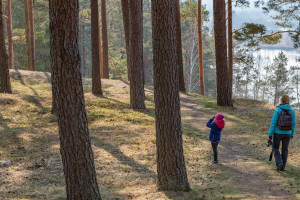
[144,48,150,84]
[101,0,109,79]
[0,0,11,93]
[175,0,185,92]
[213,0,232,107]
[99,16,104,79]
[91,0,103,95]
[198,0,205,95]
[49,0,102,199]
[129,0,145,109]
[274,83,278,106]
[24,0,35,71]
[24,0,31,70]
[2,1,6,37]
[152,0,190,191]
[228,0,233,95]
[7,0,13,69]
[28,0,35,71]
[121,0,130,81]
[144,13,150,85]
[51,84,57,114]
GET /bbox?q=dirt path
[180,94,293,200]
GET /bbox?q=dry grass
[0,70,299,200]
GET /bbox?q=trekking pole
[268,140,273,161]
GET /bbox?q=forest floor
[0,69,300,200]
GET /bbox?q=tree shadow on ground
[13,70,26,85]
[92,135,156,179]
[43,72,51,83]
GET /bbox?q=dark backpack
[277,107,293,130]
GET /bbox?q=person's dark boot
[277,163,283,171]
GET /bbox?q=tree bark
[129,0,145,109]
[144,47,150,84]
[28,0,35,71]
[175,0,186,92]
[121,0,130,81]
[24,0,31,70]
[49,0,102,199]
[91,0,103,95]
[7,0,13,69]
[213,0,232,106]
[152,0,190,191]
[101,0,109,79]
[228,0,233,96]
[198,0,205,95]
[24,0,35,71]
[144,10,150,85]
[0,0,11,93]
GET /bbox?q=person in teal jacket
[268,95,297,171]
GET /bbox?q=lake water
[255,48,300,67]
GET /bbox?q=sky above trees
[203,0,280,30]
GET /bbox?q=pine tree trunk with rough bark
[213,0,232,107]
[7,0,13,69]
[175,0,185,92]
[198,0,205,95]
[129,0,145,109]
[28,0,35,71]
[228,0,233,95]
[24,0,35,71]
[0,0,11,93]
[121,0,130,81]
[101,0,109,79]
[24,0,31,70]
[49,0,102,199]
[91,0,103,95]
[152,0,190,191]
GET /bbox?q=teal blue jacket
[268,104,297,137]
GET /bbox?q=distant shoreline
[261,46,300,51]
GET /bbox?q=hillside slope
[0,70,299,200]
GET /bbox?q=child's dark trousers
[211,142,219,163]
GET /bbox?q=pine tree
[175,0,186,92]
[0,0,11,93]
[152,0,190,191]
[228,0,233,95]
[7,0,13,69]
[213,0,232,106]
[255,0,300,48]
[49,0,102,198]
[198,0,205,95]
[101,0,109,79]
[265,51,290,106]
[24,0,35,71]
[121,0,130,81]
[91,0,103,95]
[129,0,145,109]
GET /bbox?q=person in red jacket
[207,113,225,164]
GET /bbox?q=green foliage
[10,0,50,71]
[254,0,300,48]
[180,0,209,22]
[233,49,255,97]
[234,0,250,8]
[265,51,291,105]
[180,1,217,96]
[234,23,282,48]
